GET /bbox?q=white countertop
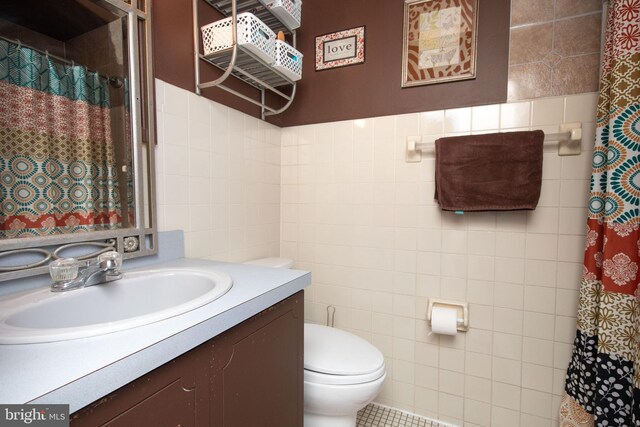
[0,258,310,412]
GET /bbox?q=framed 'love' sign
[315,26,366,71]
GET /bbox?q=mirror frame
[0,0,157,281]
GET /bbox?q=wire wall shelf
[194,0,298,119]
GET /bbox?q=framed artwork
[401,0,478,87]
[315,26,365,71]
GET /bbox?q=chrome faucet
[49,251,123,292]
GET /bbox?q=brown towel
[435,130,544,211]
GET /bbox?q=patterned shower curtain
[560,0,640,425]
[0,39,122,238]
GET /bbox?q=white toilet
[244,258,386,427]
[303,323,386,427]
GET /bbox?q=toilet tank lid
[243,257,293,268]
[304,323,384,376]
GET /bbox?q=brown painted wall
[272,0,510,127]
[153,0,511,127]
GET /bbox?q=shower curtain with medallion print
[0,39,121,238]
[560,0,640,425]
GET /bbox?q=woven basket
[259,0,302,30]
[201,12,276,64]
[272,40,302,81]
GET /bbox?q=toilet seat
[304,364,386,385]
[304,323,385,385]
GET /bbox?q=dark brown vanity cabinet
[70,345,211,427]
[71,291,304,427]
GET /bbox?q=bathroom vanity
[71,290,304,426]
[0,258,310,427]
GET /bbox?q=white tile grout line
[357,403,459,427]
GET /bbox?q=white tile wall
[152,82,595,425]
[282,93,598,426]
[154,79,281,262]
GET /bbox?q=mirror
[0,0,156,280]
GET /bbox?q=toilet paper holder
[427,298,469,332]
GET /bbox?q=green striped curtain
[0,39,122,238]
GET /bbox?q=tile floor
[356,403,452,427]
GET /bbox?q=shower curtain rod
[0,35,120,83]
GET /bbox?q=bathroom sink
[0,268,233,344]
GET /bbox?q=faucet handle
[98,251,122,270]
[49,258,80,282]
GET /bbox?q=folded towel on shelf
[434,130,544,211]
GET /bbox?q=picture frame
[315,26,366,71]
[401,0,478,87]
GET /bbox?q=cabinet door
[71,342,211,427]
[210,291,304,427]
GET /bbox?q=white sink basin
[0,268,233,344]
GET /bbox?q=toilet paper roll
[430,306,459,335]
